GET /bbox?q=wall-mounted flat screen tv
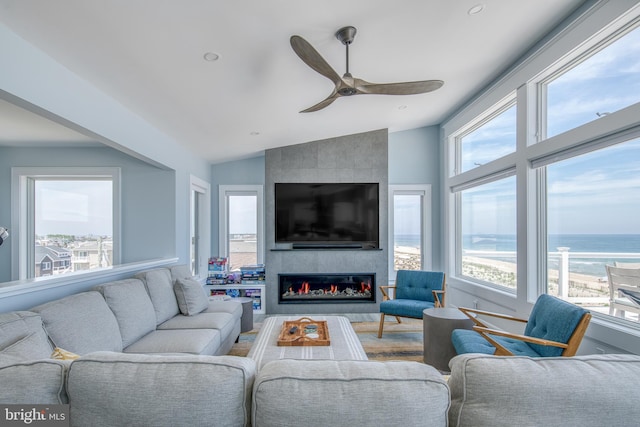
[275,183,379,248]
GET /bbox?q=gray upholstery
[253,359,450,427]
[0,333,50,364]
[158,311,236,340]
[32,291,123,355]
[169,264,193,282]
[174,278,209,315]
[0,360,68,404]
[448,353,640,427]
[94,279,157,348]
[136,268,180,325]
[123,329,220,355]
[0,311,52,359]
[205,299,243,318]
[67,352,256,427]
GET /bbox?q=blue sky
[36,180,112,236]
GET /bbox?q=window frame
[10,167,121,281]
[190,175,211,279]
[218,185,264,268]
[388,184,432,277]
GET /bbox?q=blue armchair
[377,270,446,338]
[451,294,592,357]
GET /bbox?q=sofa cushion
[448,353,640,427]
[32,291,123,355]
[205,299,243,318]
[0,360,68,404]
[123,329,220,355]
[158,312,236,342]
[135,268,180,325]
[0,332,51,363]
[169,264,193,282]
[174,278,209,316]
[379,298,436,319]
[0,311,52,360]
[253,360,450,427]
[451,329,541,357]
[94,279,157,348]
[67,351,255,427]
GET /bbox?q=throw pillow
[174,278,209,316]
[51,347,80,361]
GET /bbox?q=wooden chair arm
[379,286,397,301]
[432,290,445,308]
[459,306,529,325]
[473,326,569,349]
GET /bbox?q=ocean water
[396,234,640,277]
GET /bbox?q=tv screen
[275,183,379,248]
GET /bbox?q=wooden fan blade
[357,79,444,95]
[300,92,340,113]
[290,35,342,85]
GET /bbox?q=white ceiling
[0,0,584,164]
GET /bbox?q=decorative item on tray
[277,317,330,346]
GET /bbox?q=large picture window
[11,167,120,280]
[543,137,640,321]
[444,5,640,339]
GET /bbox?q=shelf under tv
[271,245,382,251]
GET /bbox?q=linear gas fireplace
[279,273,376,304]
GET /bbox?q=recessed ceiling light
[468,4,485,15]
[250,131,260,136]
[398,105,407,110]
[203,52,220,61]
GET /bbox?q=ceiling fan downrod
[336,26,357,95]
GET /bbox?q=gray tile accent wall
[265,129,388,314]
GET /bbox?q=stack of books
[240,264,265,284]
[206,257,228,285]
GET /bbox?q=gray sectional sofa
[2,266,640,426]
[25,265,242,357]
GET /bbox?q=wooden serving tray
[277,317,331,346]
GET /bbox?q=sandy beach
[394,246,610,303]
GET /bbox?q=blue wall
[388,125,442,269]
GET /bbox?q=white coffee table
[247,315,368,370]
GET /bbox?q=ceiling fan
[290,26,444,113]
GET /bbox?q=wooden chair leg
[378,313,385,338]
[395,316,402,324]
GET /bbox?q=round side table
[236,297,254,333]
[423,307,474,372]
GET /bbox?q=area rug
[228,317,424,362]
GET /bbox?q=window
[458,176,517,291]
[542,137,640,321]
[389,185,432,275]
[544,25,640,138]
[219,185,264,271]
[11,167,120,280]
[457,102,516,174]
